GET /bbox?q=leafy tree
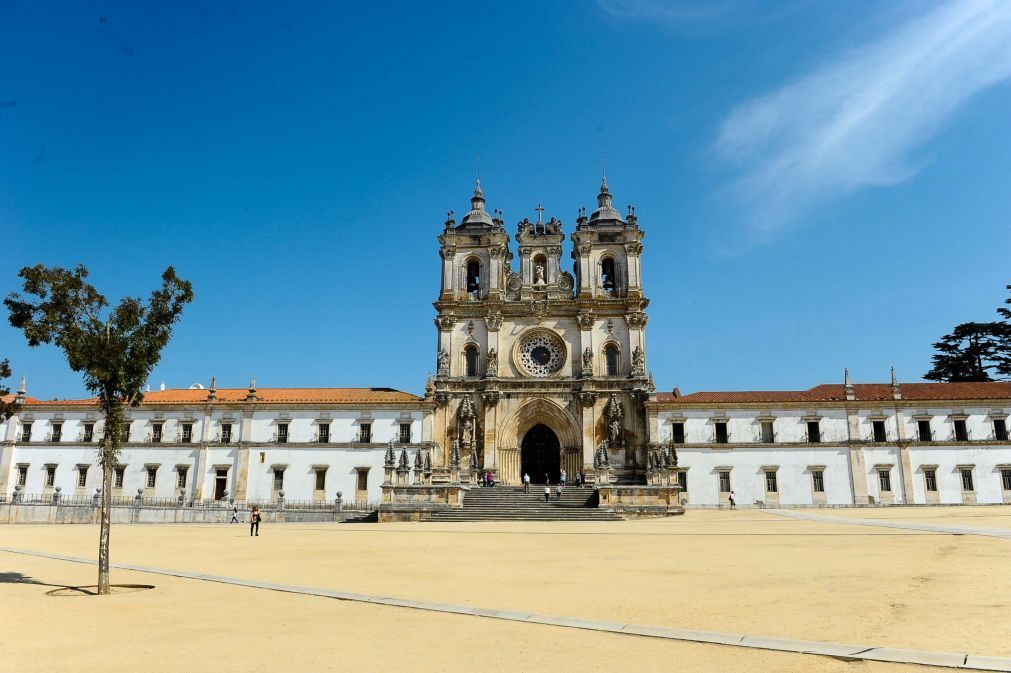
[999,284,1011,322]
[0,358,20,420]
[5,264,193,594]
[924,321,1011,382]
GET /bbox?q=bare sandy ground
[2,507,1009,673]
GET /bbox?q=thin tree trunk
[97,397,121,595]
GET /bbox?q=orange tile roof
[655,381,1011,404]
[23,387,424,407]
[1,393,40,405]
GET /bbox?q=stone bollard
[92,487,101,507]
[12,485,22,504]
[278,491,285,510]
[53,486,62,504]
[135,488,144,506]
[335,491,343,522]
[177,490,185,506]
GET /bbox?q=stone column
[579,393,597,475]
[0,411,19,495]
[233,445,251,501]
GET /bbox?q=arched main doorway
[521,424,561,484]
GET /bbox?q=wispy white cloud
[598,0,734,24]
[714,0,1011,240]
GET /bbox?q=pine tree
[924,322,1011,382]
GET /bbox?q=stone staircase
[427,486,624,522]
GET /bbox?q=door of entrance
[214,469,228,500]
[521,424,561,484]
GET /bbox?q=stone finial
[15,375,26,404]
[208,376,217,401]
[384,439,396,467]
[891,367,902,400]
[246,376,257,401]
[844,368,855,401]
[398,447,409,470]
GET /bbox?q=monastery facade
[3,182,1011,509]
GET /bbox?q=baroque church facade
[3,181,1011,511]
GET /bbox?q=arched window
[601,257,616,291]
[466,260,481,294]
[604,344,619,376]
[465,346,479,378]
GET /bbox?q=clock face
[518,332,565,377]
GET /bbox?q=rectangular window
[878,469,892,492]
[83,423,94,443]
[671,422,685,444]
[765,470,778,493]
[146,466,157,489]
[152,423,163,443]
[872,420,887,443]
[77,466,88,488]
[273,469,285,491]
[953,419,969,442]
[277,423,289,444]
[17,465,28,487]
[995,419,1009,442]
[359,423,372,443]
[806,420,821,443]
[760,421,775,443]
[960,468,974,492]
[924,469,937,492]
[221,423,232,443]
[317,423,330,443]
[52,423,63,442]
[114,466,125,488]
[714,422,729,444]
[356,468,368,492]
[399,423,412,443]
[1001,468,1011,491]
[812,470,825,492]
[676,470,688,492]
[121,425,130,442]
[718,470,731,493]
[45,465,56,488]
[21,422,32,442]
[314,468,327,491]
[177,468,188,489]
[181,423,193,443]
[917,419,932,442]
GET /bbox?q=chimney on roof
[844,368,855,401]
[208,376,217,401]
[891,367,901,400]
[15,375,26,405]
[246,376,257,401]
[672,387,681,398]
[159,381,166,391]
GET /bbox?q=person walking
[249,506,261,536]
[555,483,562,501]
[574,472,582,487]
[560,468,567,486]
[523,473,530,493]
[543,485,550,503]
[230,505,239,524]
[728,491,736,510]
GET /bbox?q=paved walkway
[2,544,1009,672]
[768,510,1011,540]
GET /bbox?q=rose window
[517,332,565,377]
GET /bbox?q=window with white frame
[44,465,57,488]
[924,469,937,492]
[77,466,88,488]
[812,469,825,493]
[960,467,974,492]
[273,468,285,492]
[314,467,327,491]
[17,464,29,487]
[671,421,685,443]
[176,467,188,489]
[916,419,932,442]
[83,423,94,443]
[181,423,193,443]
[114,466,125,489]
[953,419,969,442]
[317,423,330,443]
[151,423,163,443]
[399,423,412,443]
[714,421,729,444]
[146,466,158,489]
[878,468,892,492]
[359,423,372,443]
[21,422,32,442]
[764,470,778,493]
[718,470,731,493]
[277,422,289,444]
[51,423,63,442]
[806,420,821,443]
[759,420,775,443]
[221,422,233,443]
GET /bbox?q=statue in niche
[462,418,473,444]
[437,349,449,374]
[582,346,593,370]
[631,346,645,374]
[534,264,546,285]
[486,348,498,376]
[609,419,622,445]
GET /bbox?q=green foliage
[0,358,19,420]
[924,321,1011,382]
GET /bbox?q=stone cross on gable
[534,204,544,224]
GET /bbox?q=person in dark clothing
[230,506,239,524]
[544,485,550,503]
[250,506,261,536]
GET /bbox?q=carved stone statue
[631,345,645,375]
[486,348,498,377]
[462,418,473,444]
[534,264,546,285]
[582,346,593,369]
[609,419,622,444]
[437,349,449,375]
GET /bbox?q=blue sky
[2,0,1010,400]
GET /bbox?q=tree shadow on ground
[0,571,94,593]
